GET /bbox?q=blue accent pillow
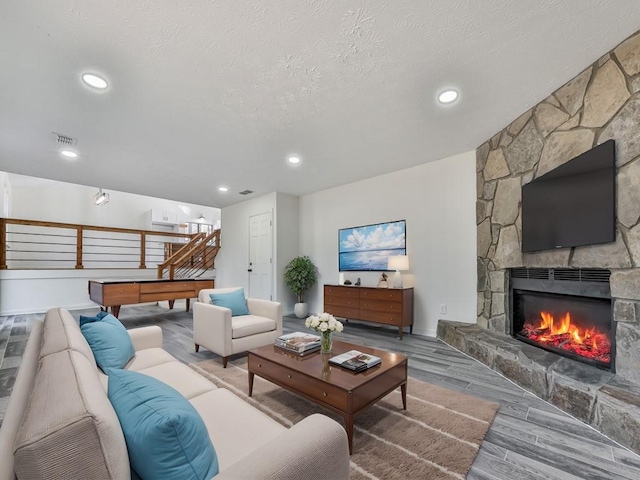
[209,288,249,316]
[107,369,219,480]
[81,314,135,370]
[79,310,109,327]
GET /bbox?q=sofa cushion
[189,389,285,471]
[137,361,217,399]
[108,369,219,480]
[13,350,130,480]
[210,288,250,316]
[82,314,136,370]
[40,307,96,364]
[232,314,277,339]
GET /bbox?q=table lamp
[388,255,409,288]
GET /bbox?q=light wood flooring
[2,304,640,480]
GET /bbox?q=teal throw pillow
[107,369,219,480]
[209,288,249,316]
[79,310,109,327]
[81,314,135,370]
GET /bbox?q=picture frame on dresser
[338,220,406,271]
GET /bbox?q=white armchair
[193,287,283,367]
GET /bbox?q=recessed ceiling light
[60,150,78,159]
[287,156,301,165]
[218,186,229,192]
[82,73,108,89]
[438,89,459,104]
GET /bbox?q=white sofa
[0,307,350,480]
[193,288,282,367]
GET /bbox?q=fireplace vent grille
[511,267,610,283]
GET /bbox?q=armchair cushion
[209,288,249,316]
[231,315,277,339]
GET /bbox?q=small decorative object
[305,313,344,353]
[355,277,361,286]
[377,272,389,288]
[344,279,352,285]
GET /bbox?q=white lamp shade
[388,255,409,271]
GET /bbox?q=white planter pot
[294,303,308,318]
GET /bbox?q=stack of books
[329,350,382,372]
[275,332,321,356]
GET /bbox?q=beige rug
[191,359,499,480]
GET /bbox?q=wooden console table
[88,278,214,317]
[324,285,414,339]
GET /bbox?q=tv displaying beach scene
[338,220,406,271]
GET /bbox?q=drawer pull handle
[287,374,292,378]
[323,392,327,396]
[258,363,261,367]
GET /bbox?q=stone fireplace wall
[477,30,640,384]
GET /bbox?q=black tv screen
[521,140,615,253]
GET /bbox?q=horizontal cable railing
[0,218,218,272]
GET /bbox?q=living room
[2,2,640,479]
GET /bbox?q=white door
[248,211,273,300]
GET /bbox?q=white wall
[7,173,220,229]
[298,150,477,337]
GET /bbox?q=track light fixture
[93,188,110,206]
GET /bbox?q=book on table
[275,332,321,353]
[329,350,382,372]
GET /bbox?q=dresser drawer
[360,299,402,313]
[359,289,403,301]
[324,285,358,298]
[249,357,349,410]
[325,305,359,319]
[140,291,194,302]
[140,281,194,294]
[359,309,402,326]
[103,284,139,305]
[325,295,358,308]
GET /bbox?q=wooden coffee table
[247,340,408,454]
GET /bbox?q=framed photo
[338,220,406,271]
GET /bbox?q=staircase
[157,229,220,280]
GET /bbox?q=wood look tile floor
[2,304,640,480]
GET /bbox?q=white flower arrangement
[305,312,344,333]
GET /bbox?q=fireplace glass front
[512,289,612,370]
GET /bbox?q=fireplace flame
[521,310,610,365]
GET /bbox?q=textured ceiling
[1,1,639,207]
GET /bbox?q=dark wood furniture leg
[186,298,190,312]
[111,306,121,318]
[344,415,354,454]
[401,382,407,409]
[410,324,413,334]
[195,343,200,352]
[248,371,254,397]
[168,300,175,309]
[399,326,403,340]
[222,356,228,368]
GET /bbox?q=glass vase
[320,331,333,353]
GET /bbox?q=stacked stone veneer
[477,30,640,386]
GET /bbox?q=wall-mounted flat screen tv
[521,140,615,253]
[338,220,406,271]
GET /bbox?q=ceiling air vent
[238,190,254,195]
[52,132,77,146]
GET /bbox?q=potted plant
[284,256,318,318]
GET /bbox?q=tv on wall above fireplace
[339,220,406,271]
[521,140,616,253]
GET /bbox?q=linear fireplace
[509,268,614,371]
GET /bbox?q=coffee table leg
[248,371,255,397]
[401,382,407,410]
[344,415,354,455]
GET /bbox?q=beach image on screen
[339,220,406,271]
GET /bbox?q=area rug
[191,359,499,480]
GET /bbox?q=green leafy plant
[284,256,317,303]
